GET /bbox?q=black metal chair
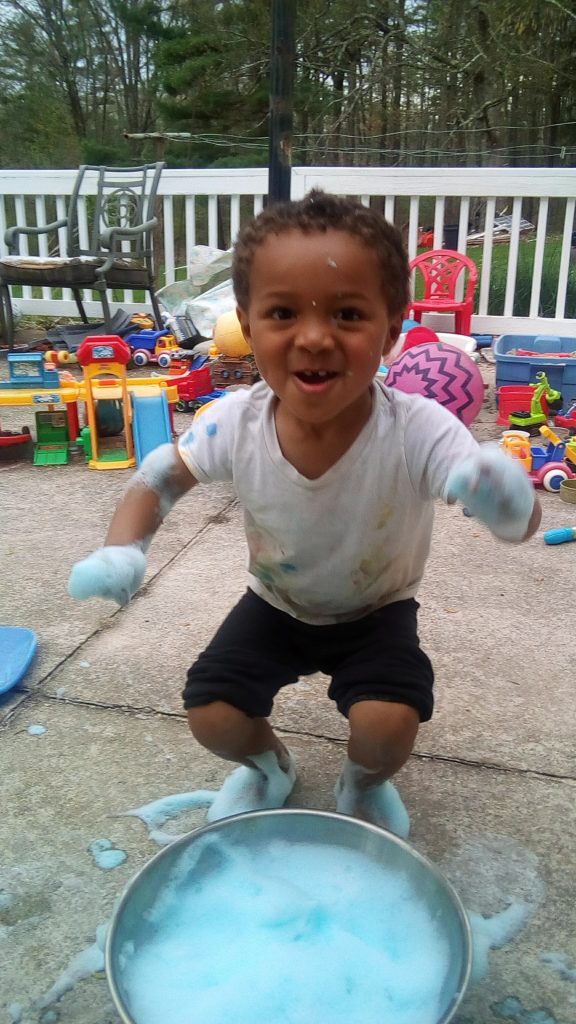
[0,162,165,349]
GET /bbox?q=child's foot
[334,760,410,839]
[206,750,297,823]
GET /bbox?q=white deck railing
[1,166,575,337]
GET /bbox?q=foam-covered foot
[335,760,410,839]
[206,750,297,823]
[68,544,147,605]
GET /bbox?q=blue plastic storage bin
[494,335,576,412]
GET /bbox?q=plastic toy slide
[0,626,38,694]
[131,390,172,464]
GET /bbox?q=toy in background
[494,334,576,414]
[0,418,32,461]
[500,425,575,492]
[0,626,37,695]
[76,337,136,470]
[0,352,81,453]
[385,341,484,426]
[554,401,576,436]
[544,526,576,545]
[565,434,576,469]
[506,372,563,435]
[172,364,224,414]
[34,411,72,465]
[1,352,60,391]
[496,382,558,429]
[378,319,477,376]
[44,349,78,367]
[76,336,176,470]
[389,325,477,362]
[124,330,182,369]
[160,311,203,349]
[0,342,181,468]
[209,311,260,389]
[209,310,251,359]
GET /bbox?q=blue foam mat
[0,626,38,694]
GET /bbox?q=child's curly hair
[232,189,410,317]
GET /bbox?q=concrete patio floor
[0,348,574,1024]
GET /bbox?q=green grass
[467,238,575,318]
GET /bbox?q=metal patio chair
[0,162,165,349]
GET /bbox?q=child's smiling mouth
[293,369,340,391]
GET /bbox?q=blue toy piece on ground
[0,626,38,694]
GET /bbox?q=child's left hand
[445,445,536,542]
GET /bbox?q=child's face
[237,228,402,427]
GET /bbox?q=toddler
[69,191,541,837]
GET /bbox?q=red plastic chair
[408,249,478,336]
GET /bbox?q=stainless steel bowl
[106,809,472,1024]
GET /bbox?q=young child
[68,191,541,837]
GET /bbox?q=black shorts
[183,590,434,722]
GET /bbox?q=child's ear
[381,315,403,357]
[236,306,252,344]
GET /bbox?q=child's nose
[295,314,333,351]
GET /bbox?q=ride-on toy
[501,425,576,492]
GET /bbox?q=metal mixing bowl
[106,809,472,1024]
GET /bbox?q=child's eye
[270,306,293,321]
[335,307,362,322]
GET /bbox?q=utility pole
[268,0,296,204]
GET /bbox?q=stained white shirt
[178,380,479,624]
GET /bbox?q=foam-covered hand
[68,544,147,605]
[445,445,535,542]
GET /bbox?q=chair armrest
[4,218,69,253]
[99,219,158,250]
[95,219,158,277]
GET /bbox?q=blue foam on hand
[445,446,535,542]
[68,545,147,605]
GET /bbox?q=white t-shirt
[178,381,479,625]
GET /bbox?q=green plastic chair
[0,162,165,349]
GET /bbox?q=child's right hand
[445,445,536,542]
[68,544,147,606]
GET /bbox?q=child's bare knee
[348,700,419,771]
[186,701,247,749]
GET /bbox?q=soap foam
[119,835,454,1024]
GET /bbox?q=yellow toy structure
[76,336,178,471]
[0,341,179,470]
[76,336,136,470]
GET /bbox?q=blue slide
[131,391,172,464]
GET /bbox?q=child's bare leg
[335,700,419,838]
[187,701,296,822]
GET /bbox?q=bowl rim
[105,807,473,1024]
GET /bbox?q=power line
[167,120,576,145]
[164,133,575,159]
